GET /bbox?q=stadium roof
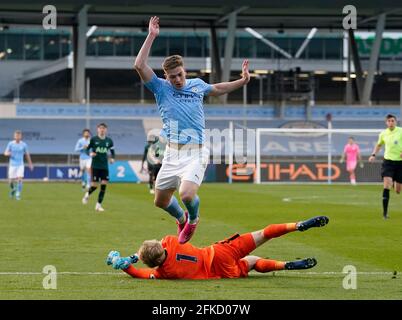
[1,0,402,29]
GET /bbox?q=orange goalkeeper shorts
[210,233,256,278]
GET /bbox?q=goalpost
[255,128,383,184]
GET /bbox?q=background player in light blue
[4,130,34,200]
[75,129,92,190]
[134,16,250,244]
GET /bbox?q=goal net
[254,128,383,184]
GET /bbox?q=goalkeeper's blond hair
[138,240,165,268]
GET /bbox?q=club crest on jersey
[191,87,199,93]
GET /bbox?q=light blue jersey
[75,137,91,160]
[145,73,212,144]
[5,141,28,167]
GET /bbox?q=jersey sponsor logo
[172,91,203,103]
[172,92,197,99]
[95,147,108,153]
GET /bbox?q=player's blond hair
[138,240,165,268]
[162,55,184,72]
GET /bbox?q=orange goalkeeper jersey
[124,235,217,280]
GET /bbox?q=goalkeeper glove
[112,254,139,270]
[106,250,120,266]
[129,254,139,264]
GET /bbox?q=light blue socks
[183,195,200,224]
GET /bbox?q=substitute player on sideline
[134,16,250,243]
[75,129,92,190]
[82,123,115,212]
[106,216,329,280]
[4,130,33,200]
[340,137,363,185]
[369,114,402,219]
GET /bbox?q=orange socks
[254,259,285,273]
[263,223,297,239]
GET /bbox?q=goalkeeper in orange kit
[106,216,329,280]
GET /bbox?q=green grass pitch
[1,182,401,300]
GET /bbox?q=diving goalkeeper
[106,216,329,280]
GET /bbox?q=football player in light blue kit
[4,130,33,200]
[134,16,250,244]
[75,129,92,190]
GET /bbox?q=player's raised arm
[208,60,250,97]
[134,16,160,83]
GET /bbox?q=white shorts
[155,145,210,190]
[79,158,92,170]
[8,165,25,179]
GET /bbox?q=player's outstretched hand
[90,152,97,157]
[106,250,120,266]
[241,59,250,84]
[149,16,160,38]
[368,156,375,163]
[109,158,115,164]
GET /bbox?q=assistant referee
[369,114,402,219]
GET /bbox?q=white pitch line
[0,272,119,275]
[0,271,396,276]
[274,271,395,275]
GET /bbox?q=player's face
[14,132,22,141]
[97,126,107,136]
[83,131,90,139]
[348,138,354,145]
[165,66,186,89]
[386,117,396,129]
